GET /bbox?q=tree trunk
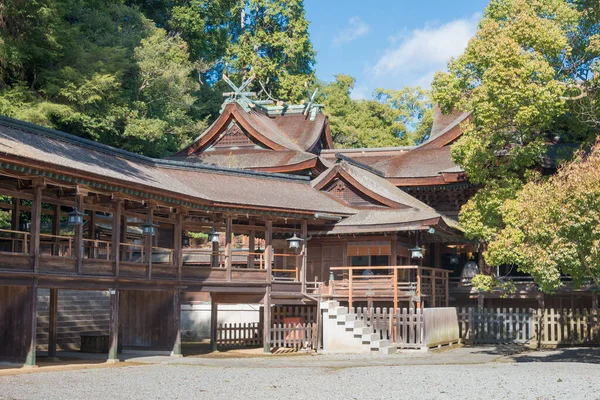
[478,239,492,275]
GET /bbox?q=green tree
[431,0,600,272]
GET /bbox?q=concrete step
[370,339,389,349]
[353,326,372,336]
[361,333,379,343]
[327,301,340,309]
[336,313,356,322]
[345,320,365,329]
[379,345,397,355]
[329,307,348,317]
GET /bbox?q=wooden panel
[38,256,77,274]
[0,285,33,360]
[119,289,175,349]
[307,242,322,283]
[81,259,114,276]
[231,269,267,282]
[322,244,344,281]
[151,265,178,280]
[119,263,147,279]
[0,253,32,271]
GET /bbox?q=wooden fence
[216,322,261,348]
[272,305,317,325]
[458,307,600,346]
[270,323,317,351]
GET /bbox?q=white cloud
[370,13,481,87]
[350,85,369,100]
[333,17,370,46]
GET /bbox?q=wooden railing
[329,265,451,309]
[152,246,174,265]
[39,233,74,257]
[182,248,225,268]
[120,243,145,264]
[82,238,111,260]
[231,250,265,269]
[272,253,300,281]
[0,228,29,253]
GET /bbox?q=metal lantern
[410,246,423,259]
[141,220,156,236]
[208,228,220,243]
[182,233,190,247]
[287,233,303,249]
[67,208,85,226]
[449,254,459,265]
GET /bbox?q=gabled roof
[311,156,458,234]
[418,106,471,150]
[0,116,352,216]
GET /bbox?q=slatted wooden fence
[272,305,317,324]
[270,322,317,350]
[392,308,425,348]
[352,307,392,340]
[216,322,261,348]
[458,307,600,346]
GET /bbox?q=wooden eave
[418,114,471,150]
[314,166,408,209]
[306,118,334,152]
[251,157,317,173]
[389,172,468,187]
[309,217,443,235]
[178,103,288,156]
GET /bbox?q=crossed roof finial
[303,83,323,121]
[221,74,257,112]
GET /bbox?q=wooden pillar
[174,213,183,280]
[262,285,271,354]
[210,293,218,352]
[171,289,182,357]
[391,237,398,266]
[445,271,450,307]
[107,288,119,363]
[265,220,273,282]
[416,267,422,309]
[537,294,545,348]
[30,184,43,272]
[11,198,20,231]
[25,278,38,368]
[111,199,122,277]
[300,220,308,292]
[225,216,232,282]
[74,193,85,274]
[432,271,437,308]
[248,230,255,269]
[393,268,398,311]
[48,288,58,360]
[146,207,154,279]
[52,205,61,256]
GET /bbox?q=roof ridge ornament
[221,74,263,112]
[303,83,323,121]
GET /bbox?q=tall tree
[431,0,600,272]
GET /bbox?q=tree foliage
[319,75,432,148]
[432,0,600,272]
[486,141,600,292]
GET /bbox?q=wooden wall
[0,285,33,360]
[119,289,176,349]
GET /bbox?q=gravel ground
[1,348,599,400]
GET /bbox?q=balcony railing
[39,233,73,257]
[0,229,29,253]
[83,238,111,260]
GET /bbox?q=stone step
[345,320,365,329]
[329,307,348,317]
[370,339,389,349]
[379,345,397,355]
[353,326,372,336]
[327,301,340,309]
[361,333,379,343]
[336,313,356,322]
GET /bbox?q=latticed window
[213,123,255,148]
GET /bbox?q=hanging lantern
[208,228,220,243]
[182,232,190,247]
[449,254,459,265]
[410,246,423,259]
[141,220,156,236]
[287,233,303,249]
[67,208,85,226]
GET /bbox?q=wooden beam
[210,293,218,352]
[107,287,119,363]
[171,289,182,357]
[30,185,44,272]
[301,219,307,293]
[75,193,85,274]
[265,220,273,283]
[11,199,20,231]
[262,285,271,354]
[248,230,255,269]
[225,216,233,282]
[25,278,38,368]
[146,207,154,280]
[48,288,58,359]
[111,200,123,277]
[174,213,183,281]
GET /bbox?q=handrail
[0,228,29,254]
[82,238,111,260]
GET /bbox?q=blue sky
[304,0,490,99]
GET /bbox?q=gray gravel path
[1,347,599,400]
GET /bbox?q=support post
[171,289,182,357]
[537,294,545,349]
[445,271,450,307]
[263,285,271,354]
[48,288,58,360]
[248,230,255,269]
[111,199,122,277]
[432,270,437,308]
[30,185,43,272]
[11,198,20,231]
[210,293,218,352]
[416,267,422,309]
[393,267,398,311]
[301,219,307,293]
[174,213,183,280]
[52,205,61,256]
[225,216,232,282]
[25,278,38,368]
[265,220,273,282]
[74,193,85,273]
[146,207,154,279]
[107,287,120,363]
[348,271,353,310]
